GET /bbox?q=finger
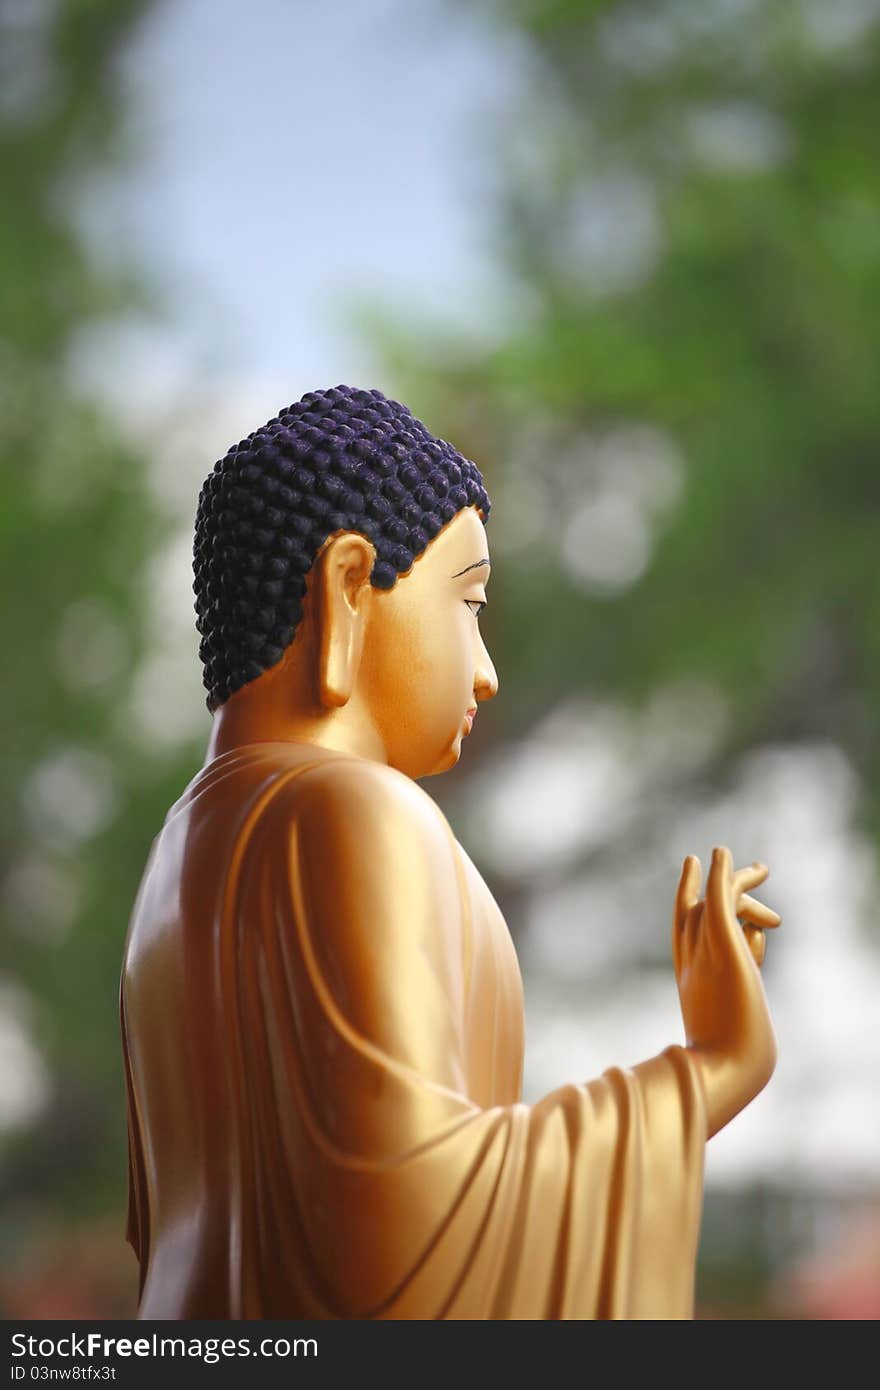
[673,856,702,976]
[732,862,769,896]
[674,855,702,934]
[736,892,782,929]
[743,924,766,967]
[683,902,703,963]
[707,845,738,948]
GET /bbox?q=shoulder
[235,750,468,949]
[242,754,467,937]
[294,752,435,810]
[288,754,456,861]
[267,757,468,1034]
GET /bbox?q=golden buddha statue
[120,386,779,1320]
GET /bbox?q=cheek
[366,619,414,723]
[387,606,472,727]
[424,612,472,696]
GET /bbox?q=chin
[424,737,462,779]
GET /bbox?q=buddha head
[193,385,498,777]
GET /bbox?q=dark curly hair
[193,384,491,711]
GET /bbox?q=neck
[204,650,389,768]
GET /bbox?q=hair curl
[193,384,491,711]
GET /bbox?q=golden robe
[120,741,706,1319]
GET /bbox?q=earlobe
[317,534,375,707]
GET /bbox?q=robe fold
[120,741,706,1319]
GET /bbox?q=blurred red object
[774,1202,880,1320]
[0,1216,138,1320]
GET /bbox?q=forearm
[687,1042,776,1139]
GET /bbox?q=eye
[464,600,487,619]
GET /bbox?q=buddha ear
[315,532,376,708]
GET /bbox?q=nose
[473,633,499,704]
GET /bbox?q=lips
[463,706,477,734]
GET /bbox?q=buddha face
[357,505,498,779]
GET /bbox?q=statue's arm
[281,757,725,1139]
[255,758,709,1316]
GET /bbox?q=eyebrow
[450,559,491,578]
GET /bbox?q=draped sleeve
[223,755,707,1319]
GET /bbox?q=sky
[73,0,523,427]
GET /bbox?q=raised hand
[672,847,780,1138]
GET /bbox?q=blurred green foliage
[0,0,189,1315]
[386,0,880,837]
